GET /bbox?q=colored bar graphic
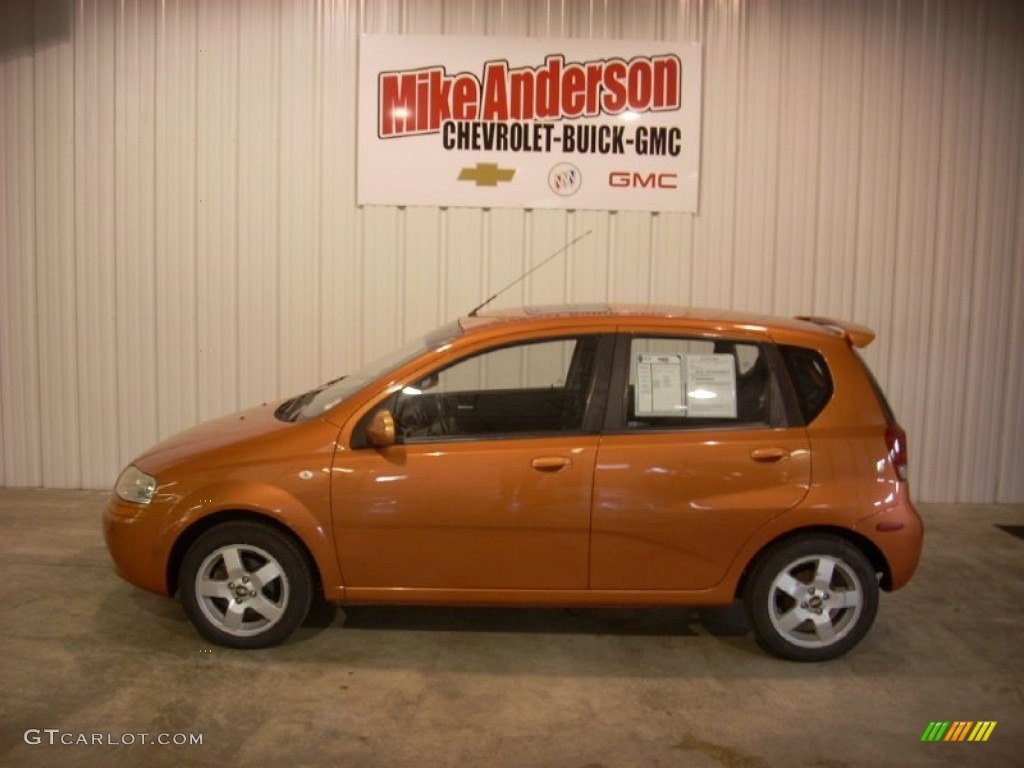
[921,721,997,742]
[944,722,972,741]
[968,722,997,742]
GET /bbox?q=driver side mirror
[365,409,396,448]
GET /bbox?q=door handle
[531,456,571,471]
[750,447,789,462]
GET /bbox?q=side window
[389,336,600,441]
[429,339,576,393]
[624,336,778,430]
[779,344,834,423]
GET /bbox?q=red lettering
[535,55,562,119]
[481,62,509,120]
[415,72,429,133]
[652,58,679,109]
[636,172,657,189]
[379,53,681,136]
[561,64,586,118]
[585,62,603,116]
[602,60,628,113]
[608,172,679,189]
[627,61,653,111]
[509,68,535,120]
[379,72,417,136]
[427,70,452,128]
[452,76,478,120]
[609,171,631,187]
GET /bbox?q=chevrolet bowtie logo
[458,163,515,187]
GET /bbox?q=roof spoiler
[796,316,876,348]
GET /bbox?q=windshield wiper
[274,389,319,422]
[273,376,347,422]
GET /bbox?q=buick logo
[548,163,582,196]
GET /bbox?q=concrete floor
[0,489,1021,768]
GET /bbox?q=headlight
[115,465,157,505]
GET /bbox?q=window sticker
[635,353,686,416]
[633,351,738,419]
[685,354,737,418]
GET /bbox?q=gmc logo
[608,172,678,189]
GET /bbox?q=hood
[131,401,293,475]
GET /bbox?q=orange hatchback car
[105,305,922,661]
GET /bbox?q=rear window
[779,345,834,424]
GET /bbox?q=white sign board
[685,355,737,418]
[358,35,702,212]
[634,353,737,419]
[636,354,686,416]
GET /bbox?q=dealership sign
[358,35,702,212]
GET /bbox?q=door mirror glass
[416,372,439,392]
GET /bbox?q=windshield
[276,321,462,422]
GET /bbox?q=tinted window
[382,336,600,442]
[622,337,778,430]
[779,345,833,423]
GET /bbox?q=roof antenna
[468,229,593,317]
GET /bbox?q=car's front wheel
[179,522,313,649]
[744,535,879,661]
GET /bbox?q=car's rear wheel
[179,522,312,649]
[744,535,878,661]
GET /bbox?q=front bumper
[103,496,172,596]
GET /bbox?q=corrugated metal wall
[1,0,1022,502]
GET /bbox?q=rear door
[590,330,811,590]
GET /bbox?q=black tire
[179,522,313,649]
[744,534,879,662]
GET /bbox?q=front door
[332,334,610,592]
[334,437,599,590]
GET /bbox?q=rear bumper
[854,494,924,590]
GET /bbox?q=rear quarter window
[779,345,834,424]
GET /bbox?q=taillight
[886,424,909,481]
